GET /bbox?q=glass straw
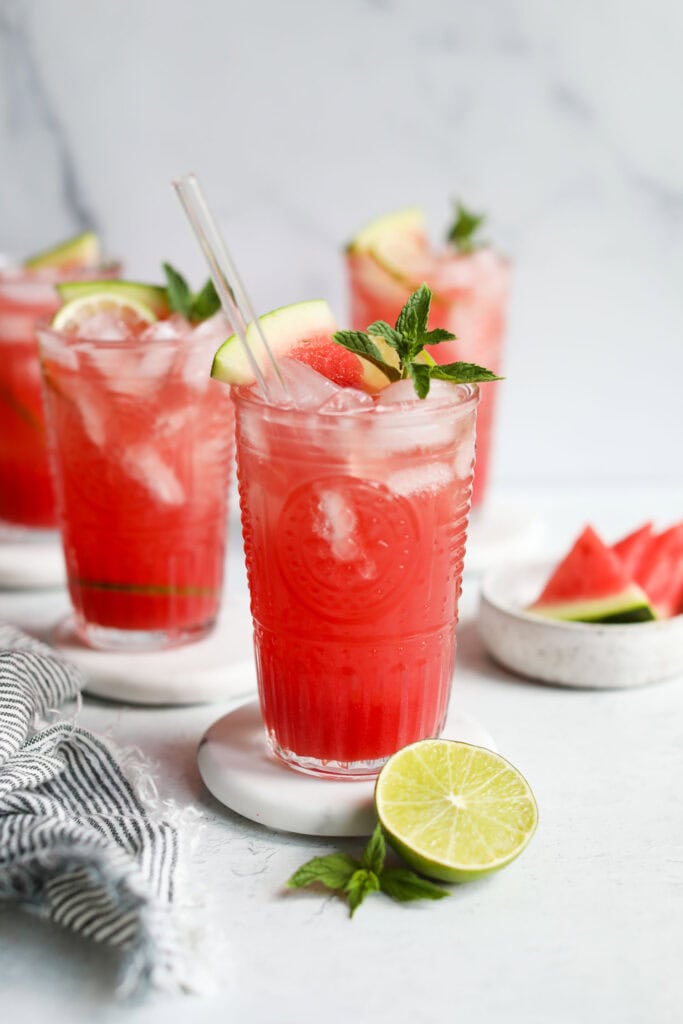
[172,173,287,400]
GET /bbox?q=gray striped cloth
[0,623,184,997]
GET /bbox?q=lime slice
[57,280,170,319]
[24,231,101,270]
[375,740,538,883]
[52,291,157,334]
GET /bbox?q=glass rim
[232,378,480,424]
[0,258,122,285]
[35,317,209,354]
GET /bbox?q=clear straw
[172,172,287,400]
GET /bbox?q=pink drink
[234,368,478,777]
[347,242,508,506]
[37,314,234,649]
[0,265,119,529]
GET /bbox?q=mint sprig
[333,283,501,399]
[447,200,486,252]
[162,263,220,323]
[287,824,447,917]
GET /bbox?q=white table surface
[1,486,682,1024]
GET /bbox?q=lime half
[375,740,538,883]
[52,292,157,334]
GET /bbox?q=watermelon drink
[37,277,234,650]
[346,207,509,506]
[213,288,492,778]
[0,234,118,530]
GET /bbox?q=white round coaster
[465,503,545,576]
[0,530,66,589]
[53,598,256,705]
[197,700,497,837]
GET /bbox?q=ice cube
[71,388,106,448]
[136,345,177,381]
[138,314,188,344]
[375,379,420,406]
[121,444,185,506]
[191,311,231,348]
[76,312,136,342]
[181,344,213,391]
[315,488,361,563]
[387,462,455,497]
[318,387,374,413]
[278,357,344,410]
[373,379,461,452]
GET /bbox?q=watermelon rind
[346,207,425,254]
[24,231,101,270]
[528,583,656,624]
[211,299,338,386]
[529,525,657,624]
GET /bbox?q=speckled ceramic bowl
[478,562,683,688]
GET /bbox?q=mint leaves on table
[333,283,501,399]
[162,263,221,323]
[287,824,447,917]
[447,200,486,253]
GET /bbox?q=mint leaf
[429,362,502,384]
[335,283,501,401]
[447,201,486,253]
[395,282,431,342]
[191,278,220,322]
[287,853,358,891]
[163,262,193,318]
[345,868,380,917]
[360,824,386,875]
[332,330,402,383]
[379,868,449,903]
[408,362,432,399]
[423,327,456,345]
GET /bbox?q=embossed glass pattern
[234,382,479,778]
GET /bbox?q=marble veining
[0,0,97,243]
[0,0,681,490]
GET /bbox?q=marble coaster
[53,598,256,705]
[0,531,66,589]
[465,503,545,576]
[198,700,497,837]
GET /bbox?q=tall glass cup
[234,379,479,778]
[37,321,234,650]
[347,248,508,507]
[0,264,120,531]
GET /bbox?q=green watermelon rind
[529,583,656,624]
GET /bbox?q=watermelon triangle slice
[633,524,683,619]
[529,526,655,623]
[612,522,653,576]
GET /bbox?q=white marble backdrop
[1,0,681,490]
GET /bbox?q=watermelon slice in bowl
[528,526,655,624]
[478,522,683,688]
[612,522,654,576]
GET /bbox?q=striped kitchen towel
[0,623,186,997]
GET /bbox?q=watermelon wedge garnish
[529,526,655,624]
[632,524,683,619]
[612,522,653,576]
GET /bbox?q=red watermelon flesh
[612,522,653,576]
[291,335,363,388]
[633,524,683,618]
[530,525,655,623]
